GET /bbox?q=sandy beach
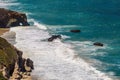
[0,28,9,36]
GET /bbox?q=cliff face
[0,8,30,28]
[0,37,17,80]
[0,37,33,80]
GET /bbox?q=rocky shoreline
[10,49,34,80]
[0,8,29,28]
[0,8,34,80]
[0,36,34,80]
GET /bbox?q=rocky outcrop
[93,42,104,47]
[48,35,62,42]
[0,37,17,80]
[0,37,33,80]
[25,58,34,72]
[0,8,30,28]
[70,30,81,33]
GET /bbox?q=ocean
[0,0,120,80]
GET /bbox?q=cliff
[0,8,30,28]
[0,37,33,80]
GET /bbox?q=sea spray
[1,0,120,79]
[10,26,112,80]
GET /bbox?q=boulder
[25,58,34,72]
[17,58,26,72]
[14,73,22,79]
[93,42,104,47]
[0,8,30,28]
[70,30,81,33]
[48,35,61,42]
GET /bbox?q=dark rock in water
[0,8,30,28]
[18,58,26,72]
[25,58,34,72]
[16,49,26,72]
[26,58,34,69]
[70,30,81,33]
[93,42,104,47]
[48,35,62,42]
[16,50,23,59]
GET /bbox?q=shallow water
[9,27,111,80]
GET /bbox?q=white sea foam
[61,34,71,39]
[47,25,81,33]
[9,26,112,80]
[47,25,81,29]
[28,19,47,30]
[34,22,47,30]
[68,41,110,56]
[0,3,20,6]
[0,0,20,7]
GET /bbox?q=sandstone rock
[25,58,34,72]
[14,73,22,79]
[0,37,17,79]
[70,30,81,33]
[27,72,31,76]
[0,37,34,80]
[0,8,30,28]
[48,35,61,42]
[2,66,9,79]
[93,42,104,47]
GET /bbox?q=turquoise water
[1,0,120,79]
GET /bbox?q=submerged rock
[93,42,104,47]
[0,8,30,28]
[48,35,62,42]
[70,30,81,33]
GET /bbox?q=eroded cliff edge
[0,37,33,80]
[0,8,30,28]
